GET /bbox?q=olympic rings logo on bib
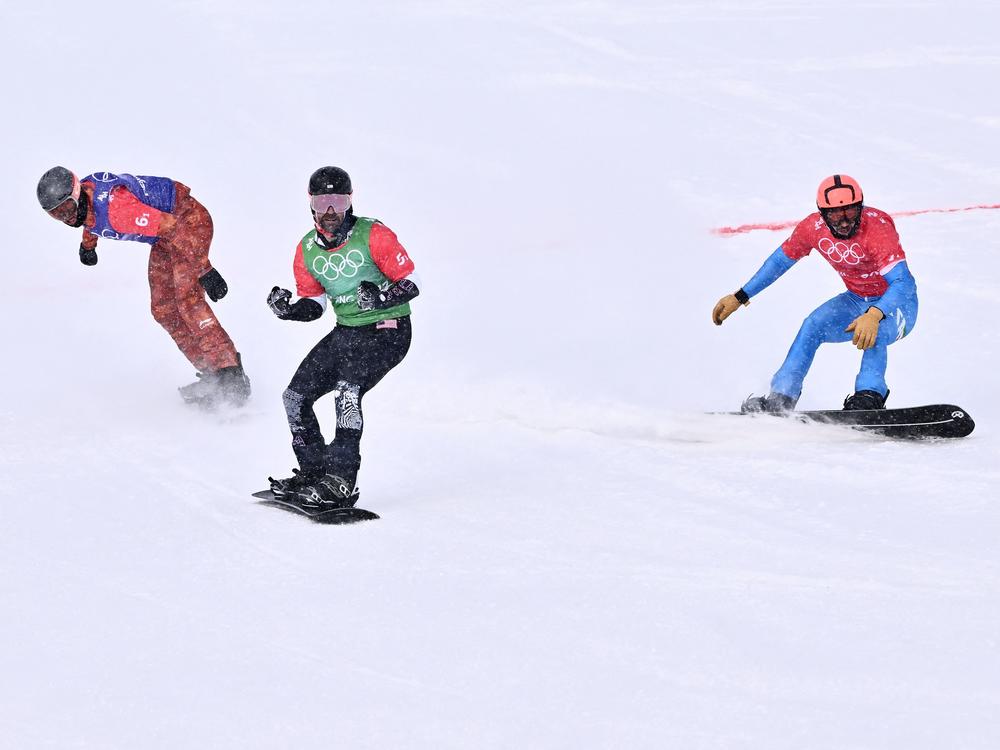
[817,237,865,265]
[311,249,366,281]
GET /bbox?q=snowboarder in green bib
[266,166,420,508]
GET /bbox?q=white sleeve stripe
[402,270,422,290]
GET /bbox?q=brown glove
[713,294,745,326]
[845,307,884,350]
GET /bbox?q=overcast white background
[1,1,999,748]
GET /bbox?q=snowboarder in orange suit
[37,167,250,407]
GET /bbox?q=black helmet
[37,166,79,211]
[308,166,352,196]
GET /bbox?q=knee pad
[334,381,363,430]
[282,388,307,427]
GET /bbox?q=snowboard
[734,404,975,439]
[252,489,380,524]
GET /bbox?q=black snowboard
[252,489,380,524]
[736,404,975,439]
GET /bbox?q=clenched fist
[267,286,293,318]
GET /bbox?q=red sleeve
[293,241,325,297]
[80,228,98,251]
[369,222,415,282]
[781,215,820,261]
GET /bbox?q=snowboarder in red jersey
[37,167,250,408]
[713,175,918,413]
[266,166,420,508]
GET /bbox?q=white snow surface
[2,1,1000,748]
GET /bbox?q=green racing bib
[299,217,411,326]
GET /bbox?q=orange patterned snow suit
[78,179,239,372]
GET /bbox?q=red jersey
[782,207,906,297]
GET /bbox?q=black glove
[267,286,293,318]
[79,243,97,266]
[355,281,382,312]
[356,278,420,312]
[199,268,228,302]
[267,286,324,322]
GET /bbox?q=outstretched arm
[742,246,798,298]
[713,246,797,325]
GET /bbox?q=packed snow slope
[2,1,999,748]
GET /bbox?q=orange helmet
[816,174,863,209]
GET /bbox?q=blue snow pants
[770,291,918,399]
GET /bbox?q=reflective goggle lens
[310,193,352,214]
[823,204,861,222]
[47,197,77,219]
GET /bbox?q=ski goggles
[310,193,352,214]
[821,204,862,222]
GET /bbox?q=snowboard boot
[268,468,320,499]
[178,353,251,408]
[741,392,798,414]
[843,389,888,411]
[292,474,360,509]
[178,370,218,404]
[215,353,251,407]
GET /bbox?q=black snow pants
[283,316,411,484]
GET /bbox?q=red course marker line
[712,203,1000,236]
